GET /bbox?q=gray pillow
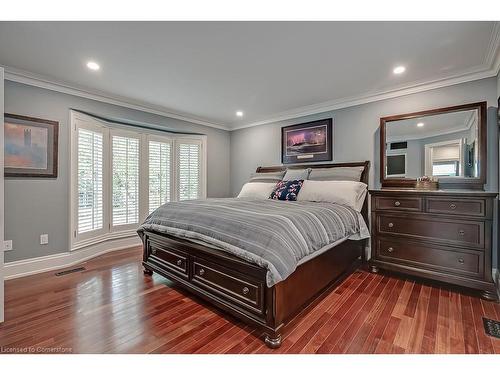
[283,168,311,181]
[249,170,285,183]
[308,166,364,181]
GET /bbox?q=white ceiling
[0,22,498,130]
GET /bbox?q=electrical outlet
[40,234,49,245]
[4,240,13,251]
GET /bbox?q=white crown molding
[3,66,231,131]
[4,236,141,280]
[484,21,500,73]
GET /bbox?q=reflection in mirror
[385,109,478,179]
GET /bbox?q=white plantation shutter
[77,128,104,234]
[112,135,140,226]
[178,141,202,201]
[148,140,172,213]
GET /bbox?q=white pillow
[297,180,368,212]
[237,182,277,199]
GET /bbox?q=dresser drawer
[426,197,486,217]
[377,214,484,249]
[192,258,264,314]
[147,240,189,279]
[374,196,423,212]
[376,237,483,278]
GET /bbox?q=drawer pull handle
[176,259,182,266]
[242,287,249,295]
[199,268,205,276]
[458,230,465,236]
[458,258,464,264]
[388,222,394,228]
[151,249,157,255]
[450,203,457,210]
[387,247,394,253]
[394,201,401,207]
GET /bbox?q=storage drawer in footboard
[191,258,265,315]
[145,236,189,280]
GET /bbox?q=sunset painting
[5,122,49,169]
[285,125,327,156]
[281,119,332,164]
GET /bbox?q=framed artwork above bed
[281,118,332,164]
[4,113,59,178]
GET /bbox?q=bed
[139,161,370,348]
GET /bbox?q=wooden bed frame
[142,161,370,348]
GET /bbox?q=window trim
[69,111,207,251]
[70,112,110,245]
[424,138,464,177]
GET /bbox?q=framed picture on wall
[4,113,59,178]
[281,118,332,164]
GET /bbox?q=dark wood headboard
[256,161,370,224]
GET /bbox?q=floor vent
[55,267,86,276]
[483,317,500,339]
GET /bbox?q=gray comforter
[137,198,369,286]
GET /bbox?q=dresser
[369,189,498,300]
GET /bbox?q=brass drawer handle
[458,229,465,236]
[450,203,457,210]
[388,222,394,228]
[242,287,249,295]
[176,259,182,266]
[394,201,401,207]
[387,247,394,253]
[199,268,205,276]
[458,258,464,264]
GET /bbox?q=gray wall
[230,77,499,195]
[4,81,231,262]
[403,139,423,178]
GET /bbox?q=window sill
[71,228,139,251]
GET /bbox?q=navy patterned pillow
[269,180,304,201]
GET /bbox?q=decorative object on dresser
[369,189,497,300]
[141,161,370,349]
[281,118,332,164]
[4,113,59,178]
[415,176,438,190]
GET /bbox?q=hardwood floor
[1,247,499,354]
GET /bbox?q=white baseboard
[4,236,141,280]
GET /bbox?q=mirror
[380,102,486,189]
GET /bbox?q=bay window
[70,111,206,250]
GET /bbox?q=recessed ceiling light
[417,122,424,127]
[86,61,100,71]
[393,66,406,75]
[236,111,244,117]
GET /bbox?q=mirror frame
[380,101,487,190]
